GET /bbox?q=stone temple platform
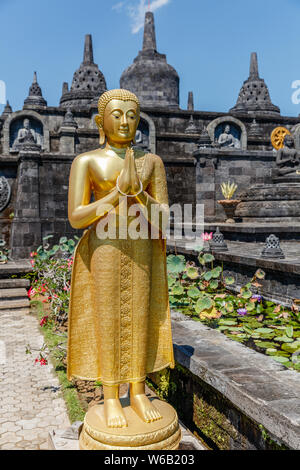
[204,222,300,243]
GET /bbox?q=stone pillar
[193,149,217,221]
[59,126,76,154]
[10,149,42,259]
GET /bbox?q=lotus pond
[167,252,300,371]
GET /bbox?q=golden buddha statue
[67,89,179,449]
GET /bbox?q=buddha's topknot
[97,89,140,126]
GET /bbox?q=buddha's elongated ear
[95,115,106,146]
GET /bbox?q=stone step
[0,288,29,299]
[2,307,30,314]
[0,299,30,310]
[0,278,30,289]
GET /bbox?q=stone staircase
[0,261,32,313]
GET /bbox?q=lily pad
[253,328,274,334]
[274,335,294,343]
[254,341,276,349]
[225,276,235,285]
[187,287,201,299]
[172,284,184,296]
[186,267,199,280]
[167,255,186,274]
[209,280,219,290]
[195,297,213,314]
[272,356,290,364]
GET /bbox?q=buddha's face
[102,99,140,146]
[24,119,30,129]
[225,125,230,134]
[285,135,294,148]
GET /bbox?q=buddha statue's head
[284,134,294,149]
[95,89,140,147]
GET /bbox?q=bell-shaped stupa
[60,34,107,109]
[230,53,280,115]
[120,12,179,108]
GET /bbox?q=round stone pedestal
[79,398,181,450]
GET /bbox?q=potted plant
[218,181,241,223]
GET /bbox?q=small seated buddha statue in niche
[67,89,174,429]
[275,134,300,176]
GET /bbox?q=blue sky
[0,0,300,116]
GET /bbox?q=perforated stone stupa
[60,34,107,109]
[23,72,47,109]
[230,53,280,115]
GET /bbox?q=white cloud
[113,0,171,34]
[112,1,126,12]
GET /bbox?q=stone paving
[0,308,70,450]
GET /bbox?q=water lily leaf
[266,348,278,356]
[254,341,276,349]
[225,276,235,285]
[199,307,220,320]
[255,269,266,280]
[198,255,205,266]
[225,301,234,313]
[168,276,177,287]
[274,335,294,343]
[209,280,219,290]
[281,343,300,353]
[172,284,184,296]
[285,325,294,338]
[272,356,290,363]
[203,253,215,264]
[245,302,255,312]
[186,267,199,280]
[211,267,222,278]
[187,287,201,299]
[195,297,213,313]
[254,328,274,334]
[59,237,68,244]
[243,325,253,335]
[203,271,213,281]
[169,296,177,305]
[219,319,237,326]
[167,255,186,274]
[241,290,252,300]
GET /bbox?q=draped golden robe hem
[67,153,175,384]
[68,361,175,385]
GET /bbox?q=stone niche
[207,116,247,150]
[2,110,50,154]
[138,112,156,154]
[10,116,43,151]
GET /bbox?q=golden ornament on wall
[271,126,291,150]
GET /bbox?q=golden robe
[67,152,174,385]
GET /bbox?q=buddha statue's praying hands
[67,89,174,430]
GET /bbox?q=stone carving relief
[0,176,11,212]
[10,117,43,151]
[215,123,241,149]
[207,116,247,150]
[275,134,300,177]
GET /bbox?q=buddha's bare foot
[104,399,127,428]
[130,394,162,423]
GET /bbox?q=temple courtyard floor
[0,306,70,450]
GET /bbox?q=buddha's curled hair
[97,89,140,126]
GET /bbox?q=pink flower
[202,232,213,241]
[28,287,36,299]
[40,316,48,327]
